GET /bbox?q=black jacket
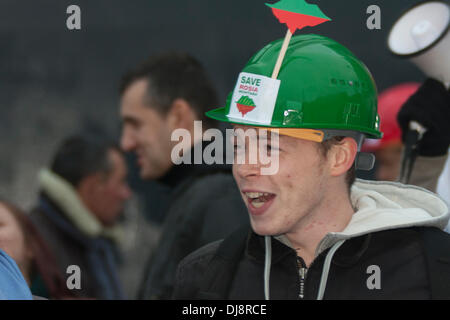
[173,180,450,300]
[173,226,450,300]
[139,153,249,299]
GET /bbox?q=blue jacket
[0,249,33,300]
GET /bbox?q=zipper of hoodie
[297,256,308,299]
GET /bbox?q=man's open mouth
[244,192,276,208]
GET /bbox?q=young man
[173,35,450,300]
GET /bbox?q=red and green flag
[266,0,331,33]
[266,0,331,79]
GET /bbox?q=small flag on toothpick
[266,0,331,33]
[266,0,331,78]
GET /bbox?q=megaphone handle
[399,129,419,184]
[398,121,427,184]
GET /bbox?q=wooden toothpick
[271,29,293,79]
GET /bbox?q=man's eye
[233,144,246,156]
[123,118,141,129]
[266,145,280,151]
[132,121,142,129]
[264,145,281,157]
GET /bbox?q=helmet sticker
[236,96,256,116]
[227,72,281,125]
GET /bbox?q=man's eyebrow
[121,116,140,125]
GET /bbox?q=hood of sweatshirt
[315,179,449,257]
[265,179,449,300]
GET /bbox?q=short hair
[317,136,356,193]
[50,134,120,188]
[119,52,219,128]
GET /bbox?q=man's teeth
[252,201,265,208]
[245,192,270,199]
[244,192,273,208]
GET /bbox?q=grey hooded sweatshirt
[173,179,450,300]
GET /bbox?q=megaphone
[388,1,449,184]
[388,1,450,89]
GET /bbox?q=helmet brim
[206,107,383,140]
[207,107,325,142]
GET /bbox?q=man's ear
[166,98,196,131]
[328,137,358,178]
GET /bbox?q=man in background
[119,52,248,299]
[30,134,131,299]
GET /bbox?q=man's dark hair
[50,134,120,188]
[318,136,356,193]
[119,52,219,128]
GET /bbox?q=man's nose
[120,128,137,152]
[233,141,266,178]
[233,161,262,181]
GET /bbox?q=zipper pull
[297,255,308,299]
[299,267,307,299]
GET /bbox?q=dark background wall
[0,0,426,212]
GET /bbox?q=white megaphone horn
[388,0,450,89]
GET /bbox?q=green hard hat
[206,34,382,139]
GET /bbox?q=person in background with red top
[362,83,420,181]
